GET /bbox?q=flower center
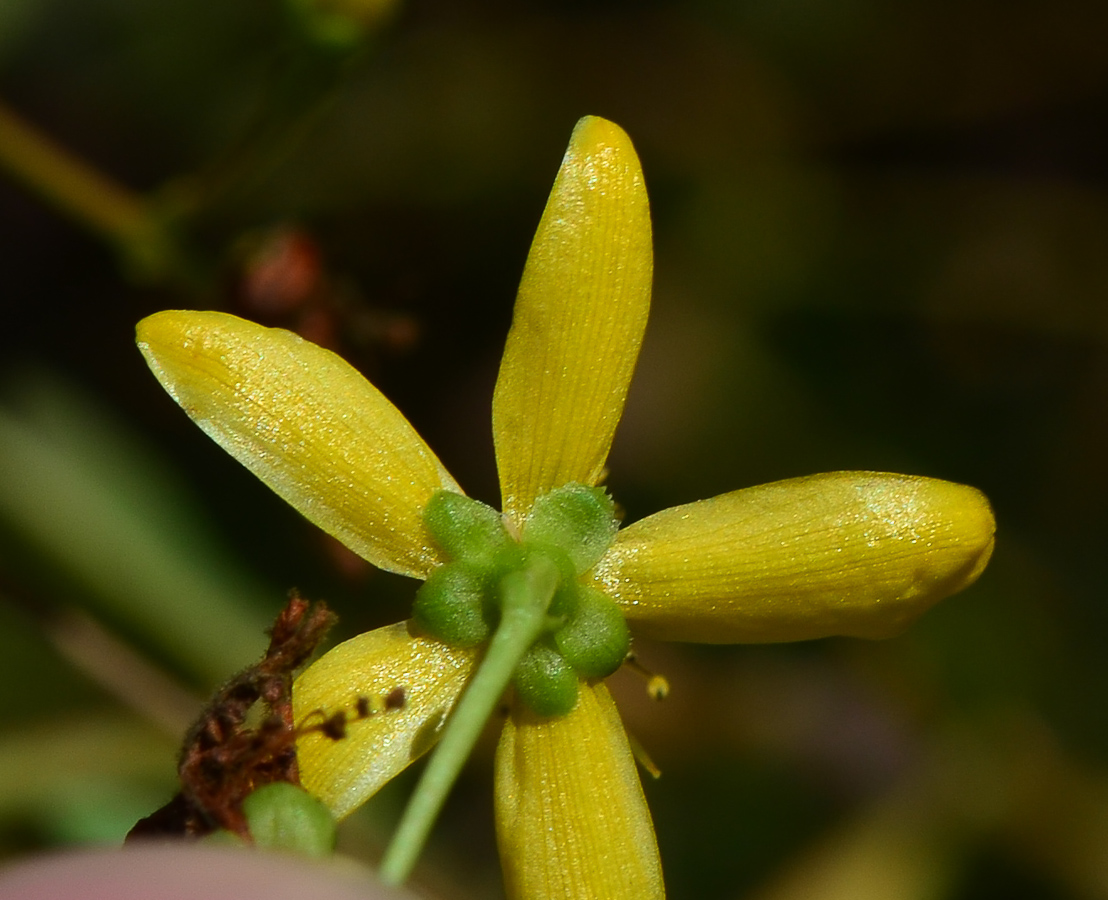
[412,484,629,716]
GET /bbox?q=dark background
[3,1,1108,898]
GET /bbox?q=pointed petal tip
[906,479,995,614]
[136,310,235,408]
[493,117,652,519]
[931,478,995,571]
[135,307,175,338]
[136,309,186,367]
[136,308,187,335]
[136,308,233,350]
[569,115,633,150]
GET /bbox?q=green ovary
[413,485,629,717]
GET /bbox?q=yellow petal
[137,310,460,579]
[493,116,652,523]
[494,682,663,900]
[293,621,478,819]
[593,472,995,643]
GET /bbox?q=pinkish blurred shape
[0,844,416,900]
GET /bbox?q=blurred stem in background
[0,0,396,293]
[0,373,283,843]
[0,0,407,858]
[0,374,276,687]
[0,100,191,286]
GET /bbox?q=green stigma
[413,484,628,717]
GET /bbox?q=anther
[626,730,662,780]
[624,653,670,701]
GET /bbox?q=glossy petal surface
[137,311,459,578]
[294,622,478,819]
[494,683,663,900]
[493,116,652,523]
[594,472,995,643]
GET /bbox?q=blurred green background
[2,0,1107,898]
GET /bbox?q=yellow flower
[136,116,995,900]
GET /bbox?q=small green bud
[512,642,579,717]
[201,829,246,847]
[412,562,493,647]
[424,491,512,562]
[523,484,618,573]
[554,585,631,679]
[242,782,336,858]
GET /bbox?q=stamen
[626,730,662,780]
[647,675,670,702]
[624,653,670,701]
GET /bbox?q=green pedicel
[379,484,630,885]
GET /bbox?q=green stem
[378,555,560,886]
[0,100,146,239]
[0,99,190,284]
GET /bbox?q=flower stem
[378,554,560,886]
[0,100,191,284]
